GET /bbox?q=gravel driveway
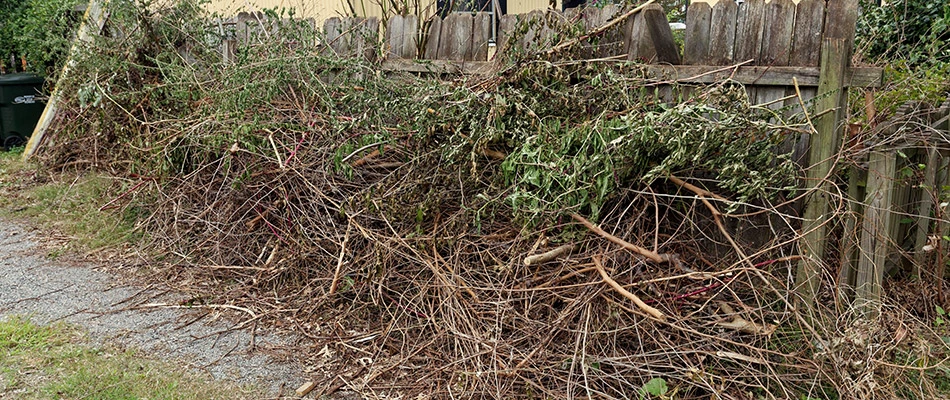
[0,221,310,398]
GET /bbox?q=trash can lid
[0,73,45,86]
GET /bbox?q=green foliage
[0,0,83,76]
[640,377,669,398]
[855,1,949,125]
[857,0,950,66]
[473,66,797,223]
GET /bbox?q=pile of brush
[35,1,949,398]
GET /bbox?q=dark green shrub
[857,0,950,66]
[0,0,83,76]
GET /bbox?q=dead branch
[329,220,353,295]
[524,244,576,266]
[592,255,666,321]
[571,213,674,264]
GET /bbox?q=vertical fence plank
[387,15,405,59]
[932,99,950,280]
[734,0,766,63]
[472,12,492,61]
[518,10,544,52]
[784,0,826,164]
[838,159,868,304]
[424,16,442,59]
[707,0,738,65]
[540,10,559,50]
[438,13,474,61]
[498,14,518,57]
[324,17,344,55]
[683,2,711,65]
[358,17,380,61]
[856,150,897,318]
[735,0,766,103]
[340,17,361,56]
[599,5,624,57]
[625,5,655,62]
[387,15,419,59]
[643,4,681,64]
[754,0,794,112]
[790,0,824,67]
[581,7,608,57]
[760,0,795,66]
[797,0,860,312]
[914,140,942,276]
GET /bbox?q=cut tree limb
[524,244,575,266]
[571,213,674,264]
[593,256,666,321]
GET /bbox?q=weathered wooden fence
[837,100,950,315]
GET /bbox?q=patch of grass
[0,316,256,399]
[0,148,143,251]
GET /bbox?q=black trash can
[0,73,46,149]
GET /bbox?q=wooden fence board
[937,99,950,279]
[824,0,860,46]
[791,0,824,67]
[472,12,492,61]
[324,17,344,54]
[707,0,738,65]
[683,2,711,65]
[754,0,794,110]
[599,5,624,57]
[498,14,518,56]
[643,4,680,64]
[735,0,766,63]
[437,13,474,61]
[914,145,941,271]
[761,0,794,66]
[538,11,556,50]
[797,38,851,310]
[856,150,897,318]
[784,0,825,160]
[386,15,405,59]
[387,15,419,59]
[518,10,544,52]
[341,17,360,56]
[424,16,442,59]
[625,5,655,62]
[358,17,380,61]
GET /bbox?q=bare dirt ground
[0,219,315,399]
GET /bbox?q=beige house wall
[205,0,559,21]
[204,0,391,21]
[207,0,801,24]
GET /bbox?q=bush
[857,0,950,66]
[0,0,83,76]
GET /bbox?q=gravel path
[0,221,310,398]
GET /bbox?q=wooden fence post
[794,0,858,312]
[855,150,897,318]
[795,38,850,310]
